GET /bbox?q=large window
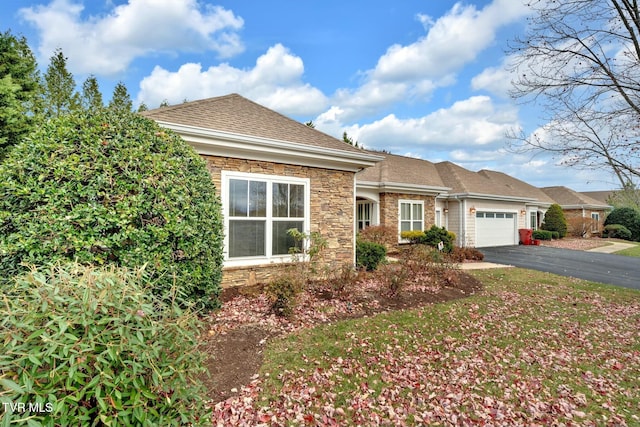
[399,200,423,233]
[223,172,309,264]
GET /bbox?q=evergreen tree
[108,81,132,113]
[342,131,359,148]
[0,31,42,159]
[81,75,103,111]
[542,204,568,238]
[137,102,148,113]
[43,48,80,118]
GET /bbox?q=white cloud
[324,0,530,123]
[333,96,519,151]
[19,0,244,75]
[137,44,329,116]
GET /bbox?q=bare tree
[508,0,640,187]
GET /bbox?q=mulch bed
[198,270,484,404]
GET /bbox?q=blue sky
[0,0,617,191]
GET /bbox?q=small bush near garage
[356,240,387,271]
[603,224,633,240]
[0,263,209,426]
[0,109,224,310]
[604,207,640,241]
[420,225,456,253]
[541,204,568,238]
[449,247,485,262]
[533,230,553,240]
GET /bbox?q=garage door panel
[475,212,516,247]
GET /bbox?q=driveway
[480,245,640,290]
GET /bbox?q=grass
[257,268,640,426]
[614,241,640,257]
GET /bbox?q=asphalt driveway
[480,245,640,290]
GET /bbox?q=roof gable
[356,152,447,190]
[540,186,610,208]
[142,93,363,155]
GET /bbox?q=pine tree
[108,81,132,113]
[81,75,103,111]
[43,48,80,118]
[0,31,42,159]
[542,204,568,238]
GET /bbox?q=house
[540,187,611,236]
[142,94,382,287]
[355,152,449,237]
[433,162,547,247]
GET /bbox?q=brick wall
[378,192,436,236]
[203,156,355,288]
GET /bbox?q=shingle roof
[540,186,610,208]
[141,93,364,154]
[581,190,614,204]
[478,170,556,204]
[356,152,447,188]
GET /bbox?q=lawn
[214,268,640,426]
[615,241,640,257]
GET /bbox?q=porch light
[469,207,476,214]
[443,208,449,214]
[520,209,526,215]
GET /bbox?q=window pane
[413,204,423,220]
[273,183,288,217]
[400,221,411,232]
[272,221,303,255]
[400,203,411,221]
[229,220,265,257]
[249,181,266,217]
[290,184,305,218]
[496,213,505,218]
[412,221,422,231]
[229,179,248,217]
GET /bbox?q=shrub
[567,216,591,237]
[375,263,409,296]
[400,230,426,244]
[265,274,302,317]
[356,240,387,271]
[420,225,455,253]
[541,204,568,238]
[603,224,633,240]
[449,247,485,262]
[357,225,397,251]
[0,109,224,310]
[533,230,553,240]
[604,207,640,241]
[551,231,560,240]
[0,263,209,426]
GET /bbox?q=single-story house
[143,94,612,288]
[355,152,450,239]
[143,94,382,287]
[540,187,611,236]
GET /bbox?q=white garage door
[475,212,517,247]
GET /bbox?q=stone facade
[378,192,437,235]
[563,208,605,237]
[203,156,355,288]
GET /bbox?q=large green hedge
[604,207,640,241]
[542,203,568,238]
[0,109,224,310]
[1,263,210,426]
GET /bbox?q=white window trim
[591,212,600,232]
[221,171,310,267]
[398,199,424,242]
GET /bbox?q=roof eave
[156,121,384,172]
[443,192,539,203]
[357,180,450,195]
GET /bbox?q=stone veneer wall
[203,156,355,288]
[378,193,436,236]
[563,208,605,236]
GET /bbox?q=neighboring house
[540,187,611,236]
[143,94,381,287]
[355,152,450,241]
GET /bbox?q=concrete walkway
[587,242,636,253]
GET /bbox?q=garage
[475,212,517,247]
